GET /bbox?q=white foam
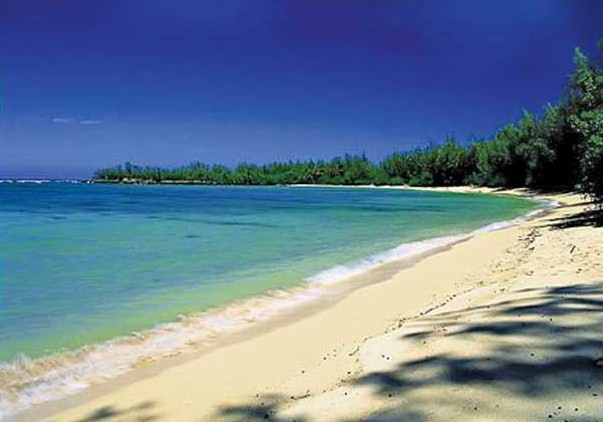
[0,286,324,419]
[307,199,557,286]
[15,180,51,184]
[0,199,552,420]
[474,198,557,234]
[0,179,83,184]
[306,234,467,286]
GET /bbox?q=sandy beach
[12,188,603,422]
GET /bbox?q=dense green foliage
[95,46,603,203]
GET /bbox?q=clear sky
[1,0,602,178]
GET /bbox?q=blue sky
[1,0,602,178]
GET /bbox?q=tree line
[94,45,603,204]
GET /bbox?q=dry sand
[13,188,603,422]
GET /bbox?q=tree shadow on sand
[545,208,603,229]
[215,394,308,422]
[216,283,603,421]
[71,401,159,422]
[350,283,603,421]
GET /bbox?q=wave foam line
[305,234,467,286]
[0,286,324,419]
[0,199,553,420]
[307,198,557,286]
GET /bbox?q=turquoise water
[0,183,535,363]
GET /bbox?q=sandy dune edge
[14,189,603,422]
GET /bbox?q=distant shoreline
[3,178,561,203]
[84,178,565,198]
[0,178,574,201]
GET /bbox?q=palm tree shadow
[216,282,603,421]
[348,282,603,420]
[72,401,159,422]
[216,394,307,422]
[545,208,603,228]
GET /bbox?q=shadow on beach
[215,282,603,421]
[71,401,159,422]
[545,209,603,229]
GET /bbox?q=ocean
[0,182,537,417]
